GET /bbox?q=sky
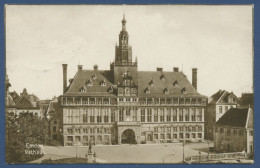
[6,5,253,100]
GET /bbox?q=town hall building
[59,15,207,146]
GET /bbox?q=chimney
[78,65,83,70]
[173,67,179,72]
[192,68,197,90]
[157,67,163,72]
[94,64,98,71]
[62,64,68,94]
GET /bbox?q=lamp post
[199,151,201,164]
[207,140,210,160]
[182,141,185,163]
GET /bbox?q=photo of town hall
[5,5,254,164]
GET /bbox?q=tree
[6,112,49,163]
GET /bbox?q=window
[54,120,57,124]
[83,128,88,134]
[225,106,228,112]
[101,79,106,86]
[219,106,223,113]
[233,130,237,135]
[75,128,81,134]
[197,108,203,121]
[90,128,95,134]
[172,134,177,139]
[132,109,137,121]
[147,109,152,122]
[104,109,108,123]
[160,108,165,122]
[179,127,184,132]
[141,109,145,122]
[185,133,190,139]
[145,87,150,94]
[97,116,102,123]
[87,79,93,86]
[53,126,56,132]
[167,133,171,139]
[149,80,154,86]
[154,109,158,122]
[67,136,73,141]
[179,108,183,121]
[227,129,231,135]
[172,109,177,121]
[191,108,196,121]
[126,108,130,116]
[83,113,88,123]
[67,128,73,134]
[160,134,165,139]
[119,109,124,121]
[154,134,158,139]
[164,88,169,94]
[167,108,171,122]
[179,133,183,139]
[220,128,224,133]
[197,133,202,138]
[173,80,178,87]
[111,111,115,122]
[184,108,189,121]
[172,127,177,132]
[83,136,88,142]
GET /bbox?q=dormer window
[164,88,169,94]
[108,86,113,93]
[160,74,165,81]
[149,80,154,86]
[182,87,187,94]
[86,79,93,86]
[79,86,87,93]
[101,79,106,86]
[173,80,178,87]
[92,74,97,80]
[145,87,150,94]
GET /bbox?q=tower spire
[122,13,126,30]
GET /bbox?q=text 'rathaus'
[60,15,207,146]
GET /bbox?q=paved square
[31,142,212,164]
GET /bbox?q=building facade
[205,90,238,140]
[60,16,207,146]
[215,108,253,155]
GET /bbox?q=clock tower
[112,15,138,96]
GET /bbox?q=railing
[184,152,247,164]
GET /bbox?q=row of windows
[217,128,245,136]
[152,133,203,139]
[67,127,113,134]
[154,126,203,133]
[218,105,235,113]
[67,134,110,142]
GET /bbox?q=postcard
[4,4,254,164]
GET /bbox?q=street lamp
[182,141,185,163]
[199,151,201,164]
[207,140,210,160]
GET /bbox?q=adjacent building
[214,108,253,155]
[205,90,238,140]
[59,16,207,146]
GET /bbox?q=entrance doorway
[121,129,136,144]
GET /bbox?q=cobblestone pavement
[30,142,210,164]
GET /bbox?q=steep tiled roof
[137,71,203,97]
[64,69,204,97]
[15,94,40,109]
[64,70,115,96]
[216,108,252,128]
[209,90,237,104]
